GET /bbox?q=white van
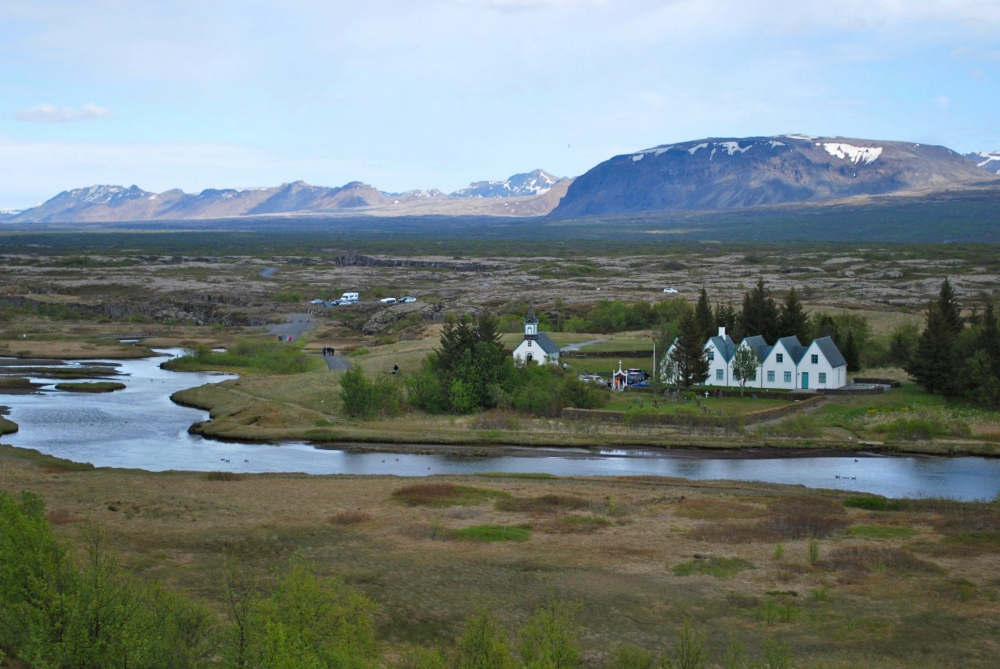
[379,297,397,305]
[340,292,359,303]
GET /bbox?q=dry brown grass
[495,495,590,514]
[206,471,244,482]
[538,514,613,534]
[471,410,522,431]
[672,498,764,520]
[328,510,372,526]
[689,513,849,544]
[769,495,846,517]
[45,508,85,525]
[824,546,944,575]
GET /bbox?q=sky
[1,0,999,209]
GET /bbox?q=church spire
[525,304,538,325]
[524,304,538,338]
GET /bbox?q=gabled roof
[525,305,538,324]
[740,335,772,362]
[535,332,560,355]
[707,335,736,362]
[775,336,808,364]
[812,336,847,368]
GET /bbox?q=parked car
[626,368,650,381]
[663,287,678,294]
[578,374,605,384]
[400,296,417,303]
[379,297,397,305]
[330,299,342,306]
[309,298,324,305]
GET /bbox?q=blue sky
[1,0,998,209]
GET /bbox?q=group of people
[321,346,336,356]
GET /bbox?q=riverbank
[0,406,16,435]
[1,441,998,668]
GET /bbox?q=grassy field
[1,444,999,668]
[603,394,788,415]
[54,381,127,393]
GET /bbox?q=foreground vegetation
[2,447,999,668]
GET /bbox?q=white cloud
[13,103,113,123]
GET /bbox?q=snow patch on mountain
[823,143,883,165]
[966,151,1000,175]
[451,169,560,198]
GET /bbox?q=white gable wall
[759,341,799,390]
[798,341,847,389]
[704,340,733,386]
[513,339,551,365]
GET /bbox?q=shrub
[340,366,405,419]
[872,416,971,440]
[843,495,898,511]
[272,290,302,303]
[763,513,849,540]
[472,410,522,431]
[165,339,312,374]
[391,483,510,507]
[672,557,755,578]
[540,515,612,534]
[825,546,943,574]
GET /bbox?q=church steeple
[524,305,538,338]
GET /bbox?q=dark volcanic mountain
[551,135,996,217]
[11,181,389,223]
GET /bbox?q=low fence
[853,377,902,388]
[562,395,825,427]
[818,386,885,396]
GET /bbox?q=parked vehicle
[663,287,678,294]
[309,298,324,305]
[626,368,650,381]
[379,297,397,305]
[400,296,417,303]
[340,292,359,303]
[578,374,605,384]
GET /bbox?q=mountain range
[4,137,998,224]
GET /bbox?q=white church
[664,327,848,390]
[512,306,561,365]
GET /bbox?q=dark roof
[776,336,807,364]
[525,304,538,324]
[812,336,847,368]
[741,335,771,362]
[708,335,736,362]
[535,332,560,355]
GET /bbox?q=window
[708,351,715,361]
[819,373,827,383]
[767,371,775,382]
[784,371,792,383]
[776,353,783,363]
[811,354,819,364]
[716,369,724,380]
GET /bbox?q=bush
[340,366,405,419]
[872,416,971,440]
[496,495,590,513]
[165,339,312,374]
[672,557,755,578]
[272,290,303,303]
[206,471,244,482]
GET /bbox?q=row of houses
[667,327,848,390]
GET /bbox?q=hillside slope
[551,135,995,217]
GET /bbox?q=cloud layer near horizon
[1,0,998,208]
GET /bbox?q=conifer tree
[694,288,714,342]
[714,303,739,339]
[739,279,780,344]
[937,277,963,335]
[669,308,710,389]
[981,301,1000,377]
[905,303,956,395]
[779,287,811,344]
[843,330,861,372]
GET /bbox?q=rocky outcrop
[361,302,448,335]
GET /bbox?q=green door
[801,372,809,389]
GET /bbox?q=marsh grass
[205,471,244,482]
[471,410,522,431]
[495,495,590,514]
[848,525,919,539]
[871,416,971,441]
[165,339,314,374]
[328,510,372,526]
[916,531,1000,557]
[0,377,31,389]
[758,414,823,438]
[540,515,612,534]
[475,472,557,480]
[391,483,510,507]
[450,524,532,542]
[54,381,126,393]
[672,556,755,578]
[672,498,764,521]
[691,513,849,544]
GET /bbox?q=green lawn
[604,394,788,415]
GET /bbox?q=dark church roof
[525,305,538,324]
[534,332,560,355]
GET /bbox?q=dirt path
[560,338,607,352]
[319,354,351,371]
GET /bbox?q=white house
[661,329,848,390]
[512,305,560,365]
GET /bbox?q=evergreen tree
[669,308,710,389]
[694,288,714,342]
[713,303,739,340]
[739,279,780,344]
[905,303,956,395]
[937,277,964,335]
[980,301,1000,377]
[779,287,811,344]
[843,330,861,372]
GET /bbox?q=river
[2,350,998,501]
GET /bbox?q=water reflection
[2,350,999,501]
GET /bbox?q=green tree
[980,301,1000,377]
[714,303,739,340]
[905,303,957,395]
[937,277,964,335]
[842,330,861,372]
[731,345,759,396]
[669,308,710,389]
[778,287,811,343]
[455,609,516,669]
[739,279,780,344]
[694,288,714,342]
[518,600,582,669]
[887,322,920,367]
